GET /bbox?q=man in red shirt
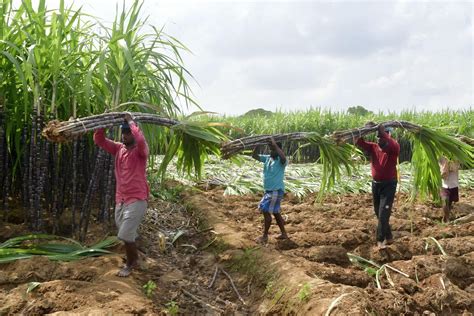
[94,112,149,277]
[355,123,400,250]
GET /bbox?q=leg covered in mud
[273,213,288,239]
[256,212,272,244]
[117,241,139,277]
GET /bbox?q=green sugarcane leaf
[35,243,84,254]
[90,236,120,249]
[47,248,112,261]
[171,230,186,245]
[26,282,41,294]
[0,254,34,263]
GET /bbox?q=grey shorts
[115,200,147,242]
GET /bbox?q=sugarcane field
[1,0,474,315]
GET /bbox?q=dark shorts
[259,189,284,213]
[440,187,459,202]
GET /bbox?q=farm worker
[438,156,460,222]
[355,123,400,250]
[252,137,289,244]
[93,112,149,277]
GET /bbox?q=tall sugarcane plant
[0,0,223,239]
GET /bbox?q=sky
[48,0,473,115]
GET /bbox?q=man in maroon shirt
[355,123,400,250]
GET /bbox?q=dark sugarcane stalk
[97,153,110,222]
[28,111,37,228]
[79,148,106,242]
[53,111,178,128]
[52,113,126,132]
[83,140,93,187]
[34,115,50,232]
[33,114,44,231]
[100,144,113,223]
[108,167,116,225]
[71,139,79,234]
[55,116,127,132]
[2,139,10,218]
[42,112,179,142]
[58,117,176,134]
[331,120,422,144]
[48,113,60,212]
[60,115,178,133]
[77,149,94,240]
[105,126,116,226]
[21,124,30,208]
[399,137,413,163]
[55,145,69,232]
[221,132,313,159]
[0,104,4,208]
[50,142,60,233]
[77,142,93,239]
[103,153,115,224]
[45,141,55,213]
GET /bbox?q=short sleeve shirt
[259,155,288,191]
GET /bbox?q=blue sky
[45,0,474,115]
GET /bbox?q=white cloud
[32,0,474,115]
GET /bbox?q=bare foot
[377,241,387,250]
[384,239,394,245]
[276,234,288,240]
[255,235,268,245]
[117,265,133,277]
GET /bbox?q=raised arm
[93,128,120,155]
[270,137,287,165]
[355,121,377,152]
[124,112,149,158]
[439,158,449,179]
[356,137,373,153]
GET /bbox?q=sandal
[276,234,289,240]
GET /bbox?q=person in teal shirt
[252,137,289,244]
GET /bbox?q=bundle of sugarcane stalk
[42,112,179,143]
[331,120,422,144]
[221,132,314,159]
[221,132,355,199]
[332,120,473,201]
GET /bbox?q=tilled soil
[186,188,474,315]
[0,199,255,315]
[0,189,473,315]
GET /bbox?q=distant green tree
[241,108,273,117]
[347,106,372,116]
